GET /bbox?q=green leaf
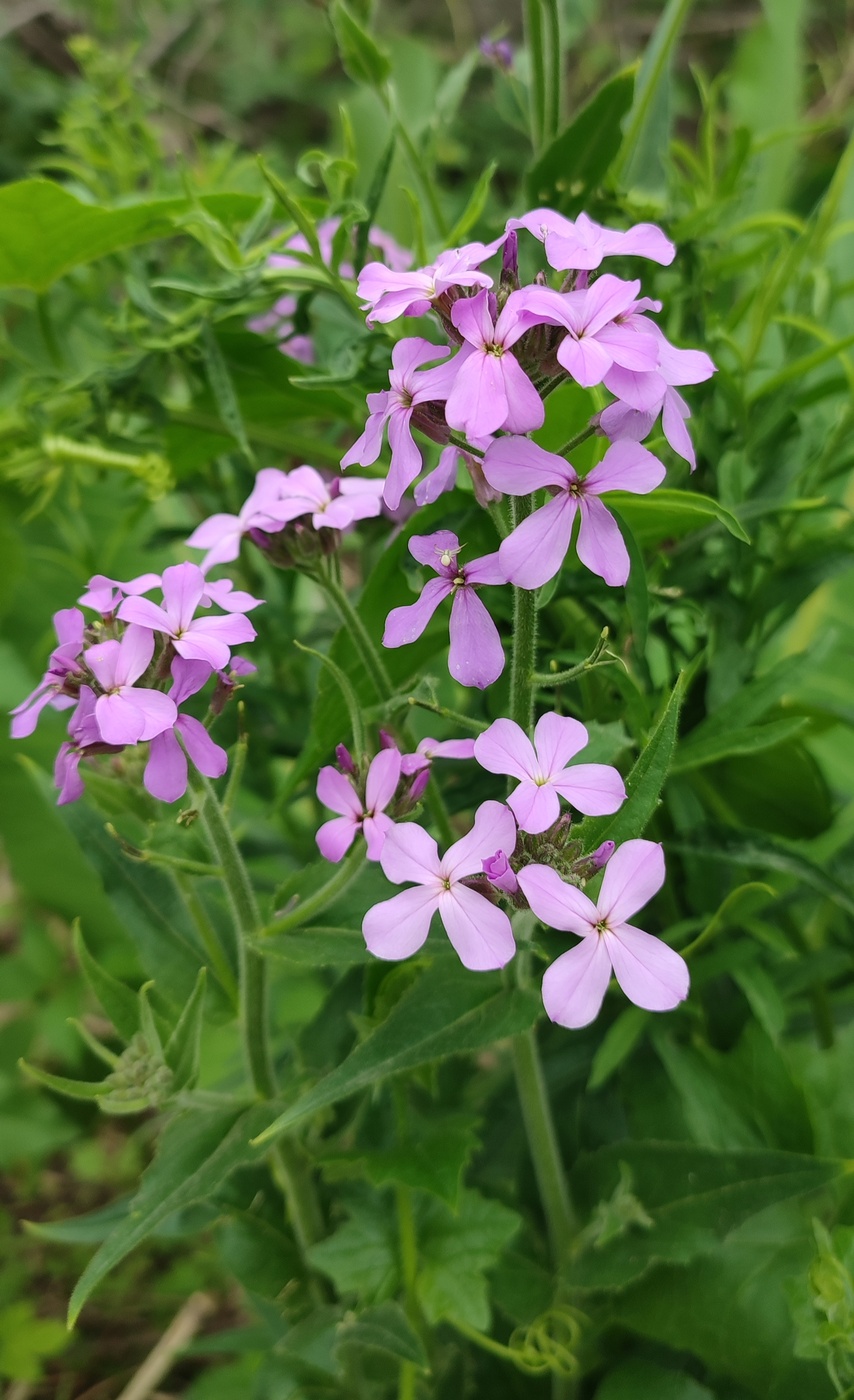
[612,0,696,188]
[360,1114,480,1205]
[0,179,262,290]
[416,1189,521,1331]
[580,669,688,849]
[568,1142,847,1293]
[330,1,391,89]
[308,1198,399,1302]
[252,964,540,1145]
[527,67,636,210]
[336,1302,427,1369]
[587,1007,649,1091]
[690,649,825,742]
[594,1360,715,1400]
[673,716,810,772]
[708,742,833,840]
[24,1197,131,1246]
[263,927,371,968]
[72,921,140,1042]
[677,832,854,921]
[606,489,750,545]
[0,1300,69,1382]
[164,968,207,1089]
[198,322,254,464]
[446,161,498,246]
[18,1060,112,1101]
[67,1104,272,1325]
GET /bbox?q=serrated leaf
[336,1301,427,1368]
[361,1114,480,1205]
[308,1198,398,1302]
[580,669,688,849]
[527,67,636,210]
[416,1189,521,1331]
[252,964,540,1145]
[67,1103,272,1325]
[73,921,139,1042]
[568,1142,847,1292]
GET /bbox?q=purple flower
[444,289,544,439]
[382,531,506,689]
[483,849,518,894]
[118,563,256,672]
[357,241,503,325]
[10,608,86,738]
[316,748,402,862]
[520,276,660,388]
[144,658,228,802]
[479,36,514,70]
[400,735,477,776]
[53,686,119,805]
[600,326,717,470]
[508,209,675,272]
[474,714,625,834]
[84,625,177,745]
[483,437,665,588]
[363,800,518,969]
[518,840,689,1028]
[272,465,385,530]
[200,578,264,614]
[341,339,456,510]
[78,573,161,616]
[186,468,293,569]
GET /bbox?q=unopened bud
[378,729,397,750]
[408,768,430,804]
[336,743,356,775]
[483,850,519,895]
[591,840,615,869]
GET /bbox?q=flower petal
[385,409,422,509]
[379,820,441,885]
[500,353,545,434]
[482,436,570,495]
[584,440,667,496]
[144,729,188,802]
[607,923,689,1011]
[576,497,630,586]
[317,816,359,862]
[439,885,516,970]
[499,493,576,590]
[161,563,206,632]
[552,763,626,815]
[114,623,155,688]
[599,838,665,925]
[542,936,613,1028]
[127,688,178,742]
[366,747,402,813]
[474,718,537,782]
[95,692,146,745]
[363,884,438,960]
[508,780,561,835]
[177,715,228,780]
[517,863,597,935]
[443,799,517,881]
[317,766,362,818]
[363,812,394,861]
[383,577,451,648]
[445,349,508,439]
[534,712,589,775]
[448,588,505,688]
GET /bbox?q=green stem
[524,0,547,151]
[509,497,539,733]
[315,569,394,702]
[558,424,596,459]
[512,1026,576,1260]
[531,628,615,689]
[404,697,489,735]
[193,776,324,1251]
[263,844,366,937]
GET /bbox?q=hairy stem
[508,496,539,733]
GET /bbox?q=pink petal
[599,839,665,925]
[474,718,537,782]
[379,821,441,885]
[186,513,242,552]
[450,289,494,349]
[508,780,561,835]
[517,863,597,936]
[482,436,570,495]
[95,692,146,745]
[363,884,438,960]
[10,685,58,739]
[498,493,576,590]
[542,937,613,1028]
[414,446,459,506]
[391,335,450,381]
[440,885,516,971]
[610,222,675,265]
[598,401,656,443]
[584,440,667,496]
[84,639,120,691]
[385,409,422,509]
[443,799,517,881]
[557,333,614,388]
[582,275,642,336]
[551,763,626,815]
[114,623,155,688]
[126,688,178,742]
[463,551,507,586]
[429,738,476,760]
[607,923,689,1011]
[409,530,460,569]
[604,364,667,413]
[383,577,451,648]
[576,497,630,586]
[341,399,389,469]
[499,353,545,434]
[161,563,206,632]
[316,816,359,862]
[317,766,362,818]
[177,715,228,779]
[448,588,505,688]
[366,747,402,813]
[534,712,589,775]
[144,728,188,802]
[117,596,174,635]
[445,350,508,439]
[596,323,660,373]
[170,656,215,706]
[363,811,394,861]
[662,388,696,469]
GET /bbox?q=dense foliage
[3,2,854,1397]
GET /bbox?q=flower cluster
[11,563,258,805]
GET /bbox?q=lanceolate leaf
[73,921,140,1042]
[252,964,540,1145]
[606,489,750,545]
[164,967,208,1089]
[527,67,636,211]
[673,716,810,772]
[68,1104,273,1325]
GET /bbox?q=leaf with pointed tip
[73,921,139,1042]
[164,968,208,1089]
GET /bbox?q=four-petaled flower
[444,288,544,439]
[363,800,518,970]
[383,531,505,689]
[357,239,503,324]
[518,840,689,1027]
[10,608,86,738]
[483,437,665,588]
[185,468,293,569]
[119,563,256,672]
[508,209,675,272]
[84,625,177,746]
[272,465,385,531]
[316,748,402,862]
[144,658,229,802]
[521,276,660,388]
[474,713,625,834]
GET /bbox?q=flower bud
[483,849,519,895]
[591,840,615,869]
[336,743,356,775]
[408,768,430,804]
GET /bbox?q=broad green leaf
[252,964,540,1145]
[527,67,636,210]
[594,1361,714,1400]
[308,1198,398,1302]
[676,832,854,920]
[579,669,688,849]
[653,1036,764,1151]
[673,716,810,772]
[330,1,391,89]
[708,742,833,840]
[164,967,207,1089]
[606,489,750,545]
[697,649,826,740]
[262,927,371,968]
[73,921,140,1042]
[416,1189,521,1331]
[0,179,262,290]
[360,1114,480,1205]
[568,1142,847,1292]
[335,1302,427,1369]
[68,1104,272,1325]
[587,1007,649,1091]
[199,323,254,464]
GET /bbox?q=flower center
[486,342,504,357]
[595,919,609,936]
[451,571,467,589]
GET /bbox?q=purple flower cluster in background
[11,563,259,805]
